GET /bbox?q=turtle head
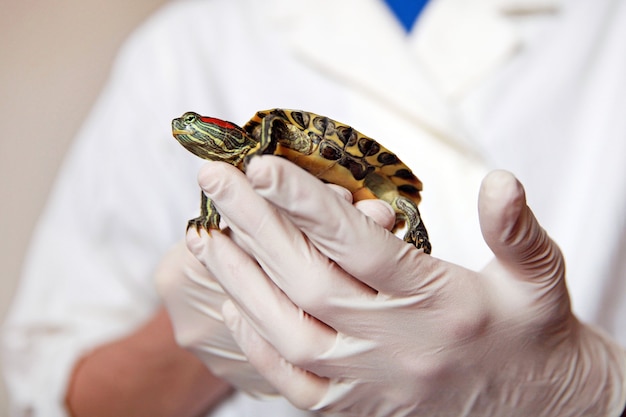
[172,112,255,164]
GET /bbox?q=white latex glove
[155,181,393,399]
[155,239,277,397]
[188,156,626,417]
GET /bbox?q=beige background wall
[0,0,167,413]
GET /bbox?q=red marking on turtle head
[199,116,240,131]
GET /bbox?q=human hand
[155,174,394,400]
[155,239,276,397]
[188,156,626,416]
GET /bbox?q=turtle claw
[187,217,211,234]
[186,211,221,235]
[187,193,222,235]
[404,229,432,254]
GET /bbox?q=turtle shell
[242,109,423,207]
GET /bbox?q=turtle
[171,109,431,254]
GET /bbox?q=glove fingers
[197,161,379,321]
[325,183,354,203]
[245,156,433,296]
[156,240,227,346]
[188,228,339,367]
[478,170,565,283]
[354,199,396,231]
[222,300,329,409]
[155,240,192,300]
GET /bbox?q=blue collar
[382,0,430,32]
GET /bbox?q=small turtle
[172,109,431,253]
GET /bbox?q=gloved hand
[188,156,626,416]
[155,177,394,400]
[155,239,276,397]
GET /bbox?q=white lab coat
[2,0,625,415]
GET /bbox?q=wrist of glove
[183,156,626,417]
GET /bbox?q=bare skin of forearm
[65,307,233,417]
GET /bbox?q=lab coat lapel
[266,0,471,154]
[413,0,563,98]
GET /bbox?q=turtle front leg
[188,191,221,233]
[393,196,432,254]
[243,114,281,168]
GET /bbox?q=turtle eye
[183,113,197,124]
